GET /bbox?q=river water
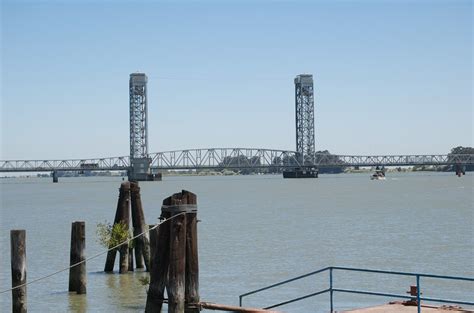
[0,173,473,312]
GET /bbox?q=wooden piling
[148,225,157,270]
[11,229,27,313]
[145,213,171,312]
[119,230,130,274]
[130,181,151,271]
[128,246,134,272]
[68,221,86,294]
[184,192,199,313]
[168,207,187,313]
[145,190,199,313]
[104,181,131,273]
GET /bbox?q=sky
[1,0,472,160]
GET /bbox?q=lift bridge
[1,74,473,178]
[1,149,472,173]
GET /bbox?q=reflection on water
[104,271,149,308]
[68,292,87,313]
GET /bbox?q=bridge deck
[0,148,473,172]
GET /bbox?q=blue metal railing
[239,266,474,312]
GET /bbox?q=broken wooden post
[11,229,27,313]
[104,181,131,273]
[68,221,86,294]
[130,181,151,271]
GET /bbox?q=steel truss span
[1,148,473,173]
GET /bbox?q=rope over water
[0,212,187,294]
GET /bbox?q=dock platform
[342,303,473,313]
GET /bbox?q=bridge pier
[283,167,318,179]
[128,158,161,181]
[455,164,465,177]
[52,171,58,183]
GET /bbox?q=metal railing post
[416,275,421,313]
[330,267,334,313]
[239,295,243,307]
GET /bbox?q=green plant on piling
[138,275,150,286]
[96,221,133,249]
[138,275,150,293]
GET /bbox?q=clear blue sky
[1,0,472,159]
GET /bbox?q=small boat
[371,170,386,180]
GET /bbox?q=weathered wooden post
[11,229,27,313]
[167,200,187,313]
[128,246,134,272]
[104,181,131,273]
[184,192,199,313]
[148,225,157,270]
[69,221,86,294]
[145,213,171,312]
[130,181,151,271]
[145,190,199,313]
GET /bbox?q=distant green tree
[450,146,474,155]
[447,146,474,172]
[315,150,344,173]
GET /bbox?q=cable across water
[0,212,186,294]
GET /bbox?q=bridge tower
[128,73,159,181]
[284,74,318,178]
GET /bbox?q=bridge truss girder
[1,148,473,172]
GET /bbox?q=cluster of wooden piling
[146,190,199,313]
[104,181,150,273]
[8,183,282,313]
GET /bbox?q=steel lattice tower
[130,73,148,159]
[294,74,315,166]
[128,73,156,181]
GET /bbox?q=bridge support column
[455,164,465,177]
[283,167,318,179]
[128,158,162,181]
[52,171,58,183]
